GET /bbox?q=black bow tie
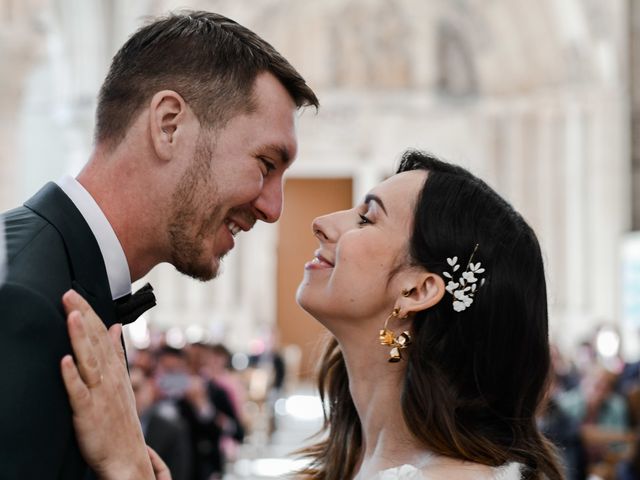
[114,283,156,325]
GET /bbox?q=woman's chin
[296,288,329,324]
[295,282,315,311]
[295,293,318,319]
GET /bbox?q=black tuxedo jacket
[0,183,119,479]
[145,407,191,480]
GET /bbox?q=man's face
[168,72,298,280]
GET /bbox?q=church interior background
[1,0,640,478]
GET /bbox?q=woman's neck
[338,336,433,478]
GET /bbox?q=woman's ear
[398,271,445,315]
[148,90,188,162]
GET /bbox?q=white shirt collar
[56,175,131,300]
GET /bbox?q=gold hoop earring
[379,307,412,363]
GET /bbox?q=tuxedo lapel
[24,182,118,327]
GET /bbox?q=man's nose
[252,178,284,223]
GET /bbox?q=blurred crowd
[126,338,286,480]
[542,326,640,480]
[125,321,640,480]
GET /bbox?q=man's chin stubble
[174,253,228,282]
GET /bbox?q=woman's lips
[304,252,334,270]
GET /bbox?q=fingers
[63,290,129,392]
[64,289,113,368]
[67,310,103,389]
[108,323,122,347]
[108,323,128,370]
[60,354,91,411]
[62,289,95,318]
[63,289,109,339]
[147,446,172,480]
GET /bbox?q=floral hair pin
[443,244,486,312]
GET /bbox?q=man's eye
[260,158,276,176]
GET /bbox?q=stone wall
[0,0,634,354]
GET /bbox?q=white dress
[372,462,522,480]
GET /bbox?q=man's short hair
[95,11,319,148]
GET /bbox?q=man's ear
[397,271,446,315]
[148,90,189,162]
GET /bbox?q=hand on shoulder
[60,289,170,480]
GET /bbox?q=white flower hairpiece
[442,244,486,312]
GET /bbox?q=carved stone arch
[330,0,412,88]
[368,0,413,88]
[435,19,478,99]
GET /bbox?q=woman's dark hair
[96,11,318,148]
[299,150,563,479]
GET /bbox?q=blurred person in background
[200,344,247,416]
[0,9,317,479]
[551,344,581,394]
[615,331,640,431]
[248,334,287,437]
[198,343,247,461]
[156,346,241,480]
[619,356,640,397]
[616,434,640,480]
[60,150,565,479]
[131,365,192,480]
[574,340,599,381]
[537,372,587,480]
[132,348,159,378]
[156,346,218,480]
[557,366,632,477]
[538,397,586,480]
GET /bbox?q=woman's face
[296,170,428,327]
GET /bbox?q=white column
[354,165,381,206]
[563,101,590,340]
[502,106,525,212]
[536,105,561,332]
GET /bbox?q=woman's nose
[311,209,352,243]
[312,215,330,242]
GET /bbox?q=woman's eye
[358,214,371,225]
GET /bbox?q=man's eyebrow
[264,144,291,166]
[365,194,387,215]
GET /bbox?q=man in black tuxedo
[0,11,318,479]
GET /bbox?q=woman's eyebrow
[364,194,388,215]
